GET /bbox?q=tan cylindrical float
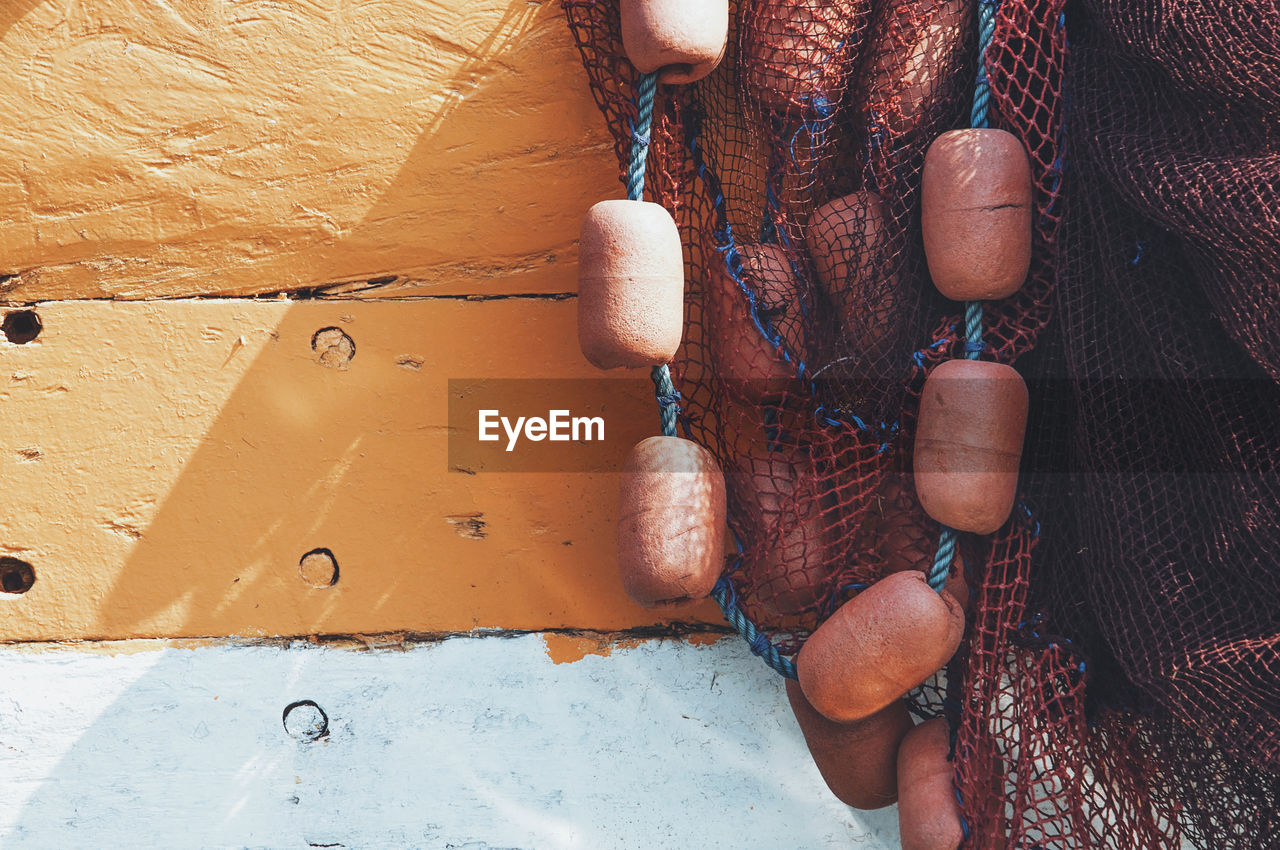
[620,0,729,85]
[578,200,684,370]
[739,0,870,114]
[922,129,1033,301]
[708,243,807,403]
[913,359,1028,535]
[797,570,965,723]
[897,717,964,850]
[805,189,899,360]
[787,680,912,810]
[617,436,726,609]
[726,451,836,618]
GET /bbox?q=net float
[616,436,726,610]
[922,128,1033,301]
[805,189,900,362]
[897,717,965,850]
[620,0,729,85]
[739,0,871,114]
[707,243,807,403]
[578,199,685,370]
[857,0,971,142]
[797,570,965,723]
[786,680,912,810]
[725,451,837,618]
[913,359,1028,535]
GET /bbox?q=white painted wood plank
[0,635,900,849]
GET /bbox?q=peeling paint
[446,513,488,540]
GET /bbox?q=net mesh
[563,1,1279,846]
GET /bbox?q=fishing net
[563,0,1279,846]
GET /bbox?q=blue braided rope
[963,301,984,359]
[626,74,793,679]
[625,70,785,672]
[929,0,1001,594]
[969,0,998,130]
[626,72,657,203]
[651,364,680,438]
[711,575,797,679]
[624,73,683,439]
[928,527,959,592]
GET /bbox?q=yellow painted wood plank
[0,299,719,640]
[0,1,617,301]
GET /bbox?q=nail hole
[311,327,355,369]
[3,310,41,344]
[298,548,339,588]
[283,700,329,742]
[0,558,35,594]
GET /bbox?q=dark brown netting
[564,0,1278,847]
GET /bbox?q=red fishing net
[564,1,1279,846]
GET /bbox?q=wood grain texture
[0,0,618,300]
[0,636,901,849]
[0,298,722,640]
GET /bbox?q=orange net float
[725,449,837,619]
[577,199,686,370]
[619,0,729,84]
[706,243,809,404]
[922,128,1032,301]
[796,570,965,724]
[897,717,967,850]
[738,0,872,116]
[786,680,912,810]
[806,189,902,364]
[616,436,727,610]
[913,358,1028,535]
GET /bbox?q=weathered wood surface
[0,0,618,301]
[0,636,901,849]
[0,298,721,640]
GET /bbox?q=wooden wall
[0,2,903,847]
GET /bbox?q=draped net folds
[563,1,1280,846]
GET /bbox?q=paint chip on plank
[543,633,637,664]
[102,519,144,540]
[16,447,41,462]
[446,513,487,539]
[396,354,424,370]
[311,327,355,369]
